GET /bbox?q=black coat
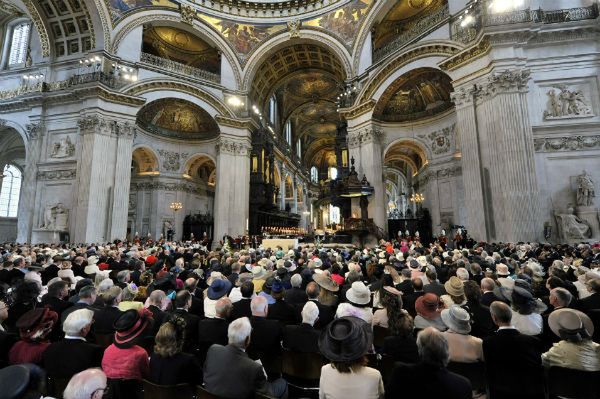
[94,306,123,334]
[481,291,498,307]
[248,316,282,358]
[576,293,600,312]
[482,328,544,399]
[402,291,424,318]
[41,295,73,319]
[198,318,229,346]
[423,281,446,297]
[188,295,205,319]
[282,323,320,353]
[0,330,16,367]
[284,287,308,306]
[268,300,298,325]
[230,298,252,320]
[305,300,334,329]
[149,352,202,386]
[382,335,419,363]
[395,280,414,295]
[147,305,168,335]
[42,339,103,378]
[385,362,471,399]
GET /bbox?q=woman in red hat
[9,307,58,365]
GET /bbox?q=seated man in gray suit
[203,317,288,399]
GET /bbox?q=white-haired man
[284,274,308,306]
[203,317,288,399]
[43,309,103,380]
[63,368,107,399]
[283,301,320,353]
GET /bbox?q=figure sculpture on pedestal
[41,203,68,230]
[576,170,595,207]
[556,207,591,240]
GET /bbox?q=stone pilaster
[451,86,488,241]
[17,122,44,243]
[109,122,135,240]
[292,177,298,214]
[213,136,251,246]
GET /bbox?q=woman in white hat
[336,282,373,323]
[440,306,483,363]
[542,308,600,371]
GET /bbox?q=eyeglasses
[91,386,109,399]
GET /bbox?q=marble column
[17,122,44,243]
[213,136,251,246]
[451,86,488,240]
[292,177,298,214]
[109,122,135,240]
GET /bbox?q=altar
[262,238,298,250]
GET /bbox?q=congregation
[0,238,599,399]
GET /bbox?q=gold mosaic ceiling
[142,25,220,74]
[137,98,219,140]
[374,67,453,123]
[373,0,446,50]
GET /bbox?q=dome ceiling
[374,68,454,123]
[137,99,219,140]
[373,0,446,50]
[142,25,220,74]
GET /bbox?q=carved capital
[25,122,44,140]
[450,86,476,107]
[347,127,383,149]
[78,115,135,138]
[113,121,136,138]
[487,69,531,93]
[217,137,251,156]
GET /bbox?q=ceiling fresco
[137,98,219,140]
[373,0,446,50]
[374,68,454,123]
[106,0,372,64]
[142,25,220,73]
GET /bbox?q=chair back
[95,333,114,348]
[107,378,142,399]
[447,361,486,391]
[196,385,226,399]
[281,348,324,381]
[373,325,389,348]
[545,366,600,399]
[142,380,193,399]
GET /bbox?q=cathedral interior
[0,0,598,245]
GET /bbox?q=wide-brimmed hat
[415,293,441,320]
[0,365,44,399]
[346,281,371,305]
[84,264,100,275]
[444,276,464,297]
[208,279,232,300]
[57,268,77,285]
[318,316,373,362]
[549,308,594,340]
[113,309,152,348]
[86,255,99,265]
[16,307,58,341]
[313,273,339,292]
[441,305,471,334]
[251,266,267,279]
[409,259,421,270]
[417,256,428,268]
[496,264,510,276]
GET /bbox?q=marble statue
[555,207,591,240]
[50,136,75,158]
[576,170,595,207]
[544,86,593,119]
[41,203,68,230]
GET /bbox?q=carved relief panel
[534,78,598,125]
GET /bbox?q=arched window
[329,167,338,180]
[296,138,301,158]
[310,166,319,183]
[8,22,30,66]
[284,120,292,146]
[269,95,277,125]
[0,164,22,217]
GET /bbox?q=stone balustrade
[139,52,220,84]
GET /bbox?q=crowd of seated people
[0,238,598,399]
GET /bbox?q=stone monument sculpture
[50,136,75,158]
[41,203,69,231]
[576,170,595,207]
[555,207,591,240]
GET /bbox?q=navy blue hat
[272,280,284,294]
[208,279,232,300]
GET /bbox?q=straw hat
[444,276,465,297]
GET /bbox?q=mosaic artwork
[304,0,372,45]
[106,0,178,22]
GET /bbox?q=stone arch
[383,138,431,176]
[111,9,242,88]
[124,79,234,118]
[241,30,353,93]
[356,40,461,104]
[131,145,159,175]
[183,153,217,186]
[85,0,113,51]
[284,175,294,200]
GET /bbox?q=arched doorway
[182,154,216,243]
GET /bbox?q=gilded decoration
[137,98,219,140]
[374,68,454,122]
[142,25,220,74]
[22,0,51,57]
[105,0,178,23]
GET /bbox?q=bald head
[215,297,233,318]
[306,281,320,299]
[481,277,495,292]
[184,277,198,292]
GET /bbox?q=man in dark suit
[168,290,200,354]
[41,280,73,322]
[483,301,544,399]
[480,278,498,307]
[203,317,287,399]
[268,281,297,325]
[93,286,123,334]
[147,289,168,335]
[385,327,471,399]
[395,269,414,295]
[184,277,205,318]
[284,274,308,306]
[198,297,231,347]
[43,308,102,379]
[230,281,253,320]
[282,301,320,353]
[402,278,425,317]
[305,282,334,329]
[248,296,282,375]
[60,285,97,325]
[423,269,446,297]
[576,279,600,312]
